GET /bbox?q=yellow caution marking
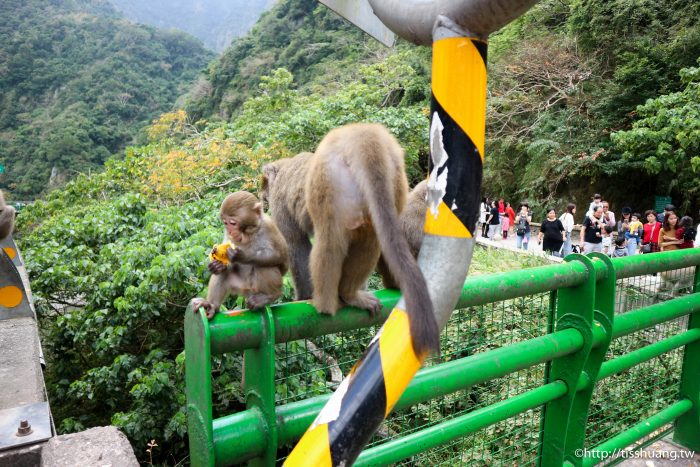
[432,37,487,160]
[424,200,472,238]
[0,286,23,308]
[284,423,332,467]
[3,247,16,260]
[379,308,421,416]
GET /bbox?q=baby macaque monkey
[191,191,289,319]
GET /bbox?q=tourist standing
[515,204,532,250]
[659,211,681,251]
[559,203,576,256]
[580,206,604,254]
[641,210,661,253]
[538,208,566,257]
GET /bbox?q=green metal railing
[185,249,700,466]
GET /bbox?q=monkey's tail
[358,166,439,358]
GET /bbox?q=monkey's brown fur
[262,124,438,356]
[378,180,427,289]
[0,191,16,240]
[261,152,315,300]
[191,191,289,319]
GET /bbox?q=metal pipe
[212,408,267,465]
[207,251,700,354]
[613,249,700,279]
[368,0,541,45]
[216,327,583,462]
[613,294,700,338]
[598,329,700,381]
[354,381,568,466]
[208,262,588,354]
[582,399,693,467]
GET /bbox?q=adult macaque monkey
[261,152,315,300]
[377,180,427,289]
[191,191,289,319]
[262,124,438,356]
[0,191,16,240]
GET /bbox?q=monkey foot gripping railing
[185,249,700,466]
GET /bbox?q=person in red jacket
[641,209,661,253]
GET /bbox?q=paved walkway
[476,229,561,260]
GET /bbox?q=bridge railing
[185,249,700,466]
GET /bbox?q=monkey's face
[222,209,260,245]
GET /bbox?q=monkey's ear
[254,202,263,216]
[262,163,278,187]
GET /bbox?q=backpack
[516,215,528,235]
[684,227,697,242]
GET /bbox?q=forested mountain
[183,0,386,120]
[0,0,214,198]
[108,0,276,52]
[15,0,700,463]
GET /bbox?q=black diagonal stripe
[431,95,483,234]
[327,340,387,466]
[472,39,488,66]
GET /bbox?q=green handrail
[185,249,700,466]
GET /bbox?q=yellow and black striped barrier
[286,28,488,467]
[0,236,33,321]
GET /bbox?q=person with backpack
[676,216,696,249]
[515,203,532,250]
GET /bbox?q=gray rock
[40,426,138,467]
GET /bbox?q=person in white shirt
[560,203,576,256]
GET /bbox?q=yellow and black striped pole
[285,23,487,467]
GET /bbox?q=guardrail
[185,249,700,466]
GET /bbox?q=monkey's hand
[190,298,217,320]
[246,293,271,310]
[226,246,242,263]
[208,260,227,275]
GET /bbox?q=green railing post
[244,306,279,466]
[673,265,700,451]
[185,307,215,467]
[540,255,596,465]
[563,253,616,465]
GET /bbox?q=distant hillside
[0,0,214,198]
[108,0,276,52]
[183,0,382,121]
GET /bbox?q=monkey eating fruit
[191,191,289,319]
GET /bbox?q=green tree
[612,64,700,211]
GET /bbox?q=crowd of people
[478,194,699,258]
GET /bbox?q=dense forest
[10,0,700,463]
[108,0,275,52]
[0,0,213,198]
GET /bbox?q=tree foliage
[612,64,700,212]
[0,0,213,198]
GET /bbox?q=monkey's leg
[204,272,243,318]
[277,211,313,300]
[309,225,351,315]
[377,255,399,289]
[339,235,382,315]
[246,267,282,309]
